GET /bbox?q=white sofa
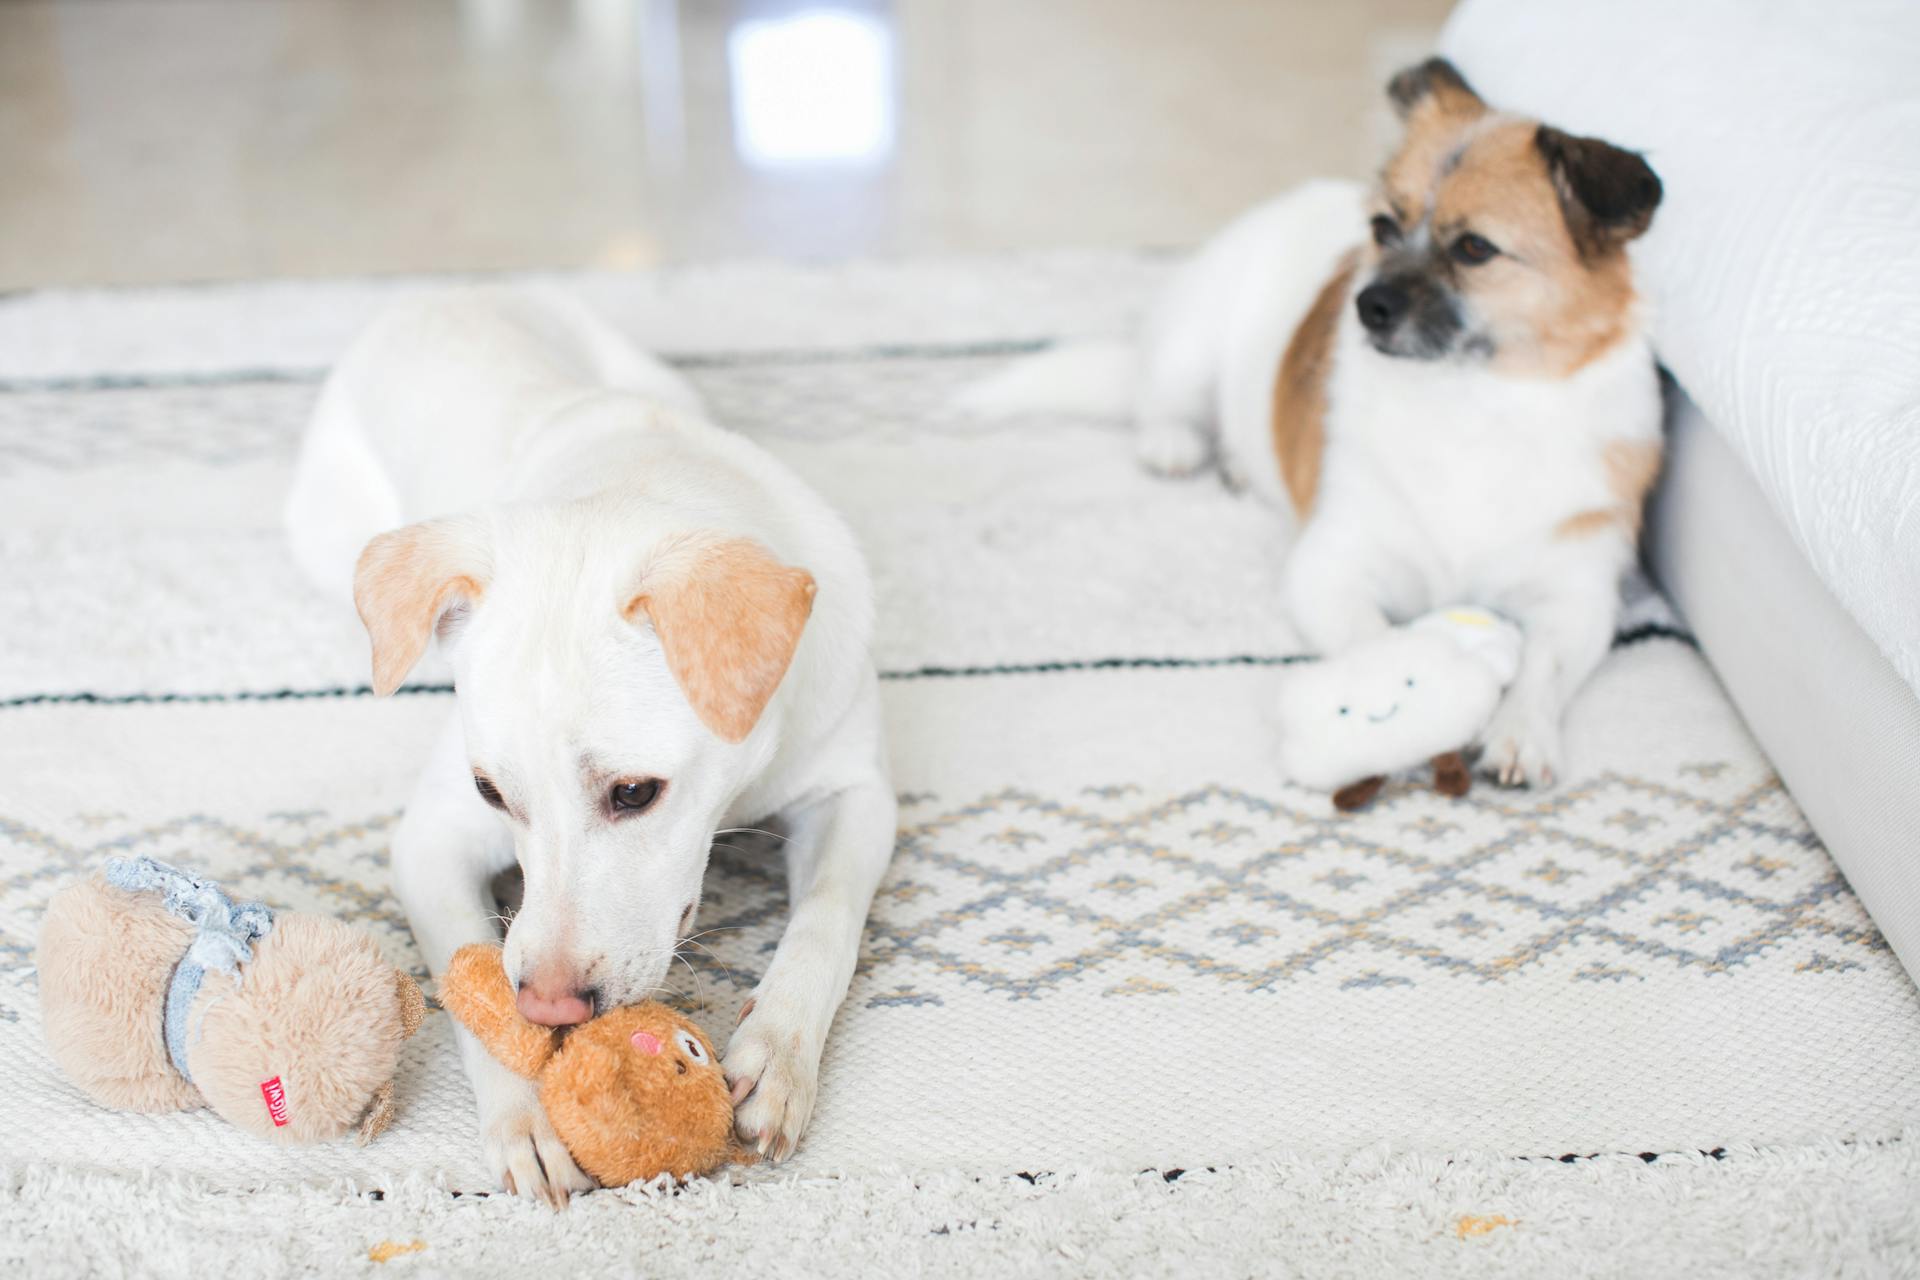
[1442,0,1920,975]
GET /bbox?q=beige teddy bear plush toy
[36,857,424,1145]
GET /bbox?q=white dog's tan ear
[353,517,491,696]
[624,536,816,744]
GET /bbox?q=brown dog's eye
[1451,232,1498,265]
[1370,214,1402,247]
[473,773,506,810]
[610,778,663,814]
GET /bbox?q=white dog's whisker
[671,951,707,1003]
[672,932,737,951]
[677,939,738,986]
[712,826,790,845]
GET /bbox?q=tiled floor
[0,0,1451,287]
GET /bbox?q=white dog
[286,288,896,1203]
[965,58,1664,788]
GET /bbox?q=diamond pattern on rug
[858,772,1886,1001]
[0,764,1883,1036]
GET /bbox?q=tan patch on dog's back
[1553,508,1622,540]
[1271,251,1358,516]
[1555,439,1663,540]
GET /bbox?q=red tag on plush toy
[260,1076,290,1127]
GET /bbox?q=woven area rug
[2,257,1917,1277]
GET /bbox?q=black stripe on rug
[0,624,1695,710]
[0,338,1057,394]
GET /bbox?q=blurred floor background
[0,0,1451,288]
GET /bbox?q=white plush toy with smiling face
[1276,608,1524,810]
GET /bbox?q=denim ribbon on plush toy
[104,856,274,1085]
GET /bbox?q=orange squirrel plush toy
[437,944,744,1189]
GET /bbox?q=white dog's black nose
[1356,282,1409,333]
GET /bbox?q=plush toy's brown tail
[438,944,560,1079]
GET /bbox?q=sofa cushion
[1441,0,1920,699]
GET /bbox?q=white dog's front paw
[1479,696,1562,789]
[477,1070,595,1207]
[1135,419,1211,478]
[723,1001,821,1164]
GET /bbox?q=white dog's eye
[674,1030,708,1064]
[610,778,663,814]
[473,772,507,811]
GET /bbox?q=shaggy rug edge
[4,1135,1915,1279]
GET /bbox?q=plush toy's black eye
[1452,232,1498,265]
[610,779,663,814]
[473,773,506,810]
[1370,214,1402,247]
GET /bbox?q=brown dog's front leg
[1332,776,1386,811]
[1431,750,1471,798]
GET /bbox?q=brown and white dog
[964,58,1664,788]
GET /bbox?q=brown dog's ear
[624,535,816,744]
[1535,125,1663,259]
[352,516,491,696]
[1387,56,1485,124]
[438,944,559,1080]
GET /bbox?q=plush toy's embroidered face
[542,1002,737,1186]
[606,1010,716,1080]
[1276,628,1507,792]
[629,1026,713,1069]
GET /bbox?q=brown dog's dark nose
[1356,282,1409,334]
[516,968,594,1026]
